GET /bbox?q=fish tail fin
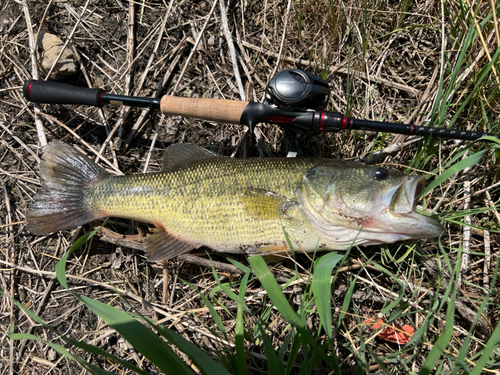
[27,140,109,235]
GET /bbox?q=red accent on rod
[267,116,295,124]
[27,81,34,101]
[319,111,325,131]
[410,125,414,135]
[341,117,348,130]
[99,91,105,106]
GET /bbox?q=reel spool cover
[265,69,330,112]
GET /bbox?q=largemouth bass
[27,141,444,260]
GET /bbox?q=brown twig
[20,0,47,146]
[171,0,218,95]
[458,162,471,289]
[143,1,218,173]
[99,231,245,275]
[241,41,419,95]
[3,183,15,375]
[43,0,90,81]
[122,38,187,152]
[269,0,292,78]
[219,0,245,100]
[98,1,173,157]
[125,0,135,97]
[37,113,123,175]
[0,121,40,163]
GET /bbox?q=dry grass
[0,0,499,373]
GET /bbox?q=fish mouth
[389,175,425,214]
[373,175,444,239]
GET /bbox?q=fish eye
[372,167,389,180]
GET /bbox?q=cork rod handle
[160,96,249,125]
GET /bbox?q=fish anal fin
[257,244,290,254]
[162,144,219,172]
[261,253,290,264]
[144,222,197,261]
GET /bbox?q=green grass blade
[67,337,151,374]
[78,295,192,374]
[469,257,500,373]
[418,150,486,197]
[54,223,193,374]
[447,47,500,130]
[469,312,500,374]
[227,257,252,274]
[477,136,500,145]
[248,254,339,372]
[254,321,285,375]
[5,290,150,374]
[199,291,230,338]
[11,333,113,375]
[419,288,456,375]
[183,279,229,340]
[139,317,233,375]
[419,252,459,375]
[210,266,251,313]
[248,255,303,327]
[365,257,405,315]
[312,252,343,339]
[451,291,491,374]
[235,272,250,375]
[278,329,293,365]
[285,331,302,375]
[56,221,106,289]
[338,275,356,325]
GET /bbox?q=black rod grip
[23,80,104,107]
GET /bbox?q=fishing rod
[23,69,500,141]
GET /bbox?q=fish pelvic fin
[27,140,109,235]
[144,222,197,261]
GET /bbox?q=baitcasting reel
[265,69,330,112]
[265,68,330,156]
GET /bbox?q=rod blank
[23,79,500,142]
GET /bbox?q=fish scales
[89,157,318,253]
[27,141,444,261]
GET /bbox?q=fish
[26,140,444,261]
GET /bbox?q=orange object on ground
[364,316,414,344]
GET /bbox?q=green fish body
[27,141,443,260]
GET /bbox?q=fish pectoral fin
[162,143,219,172]
[144,225,197,261]
[240,188,296,221]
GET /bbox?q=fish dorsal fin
[144,222,200,261]
[162,144,219,172]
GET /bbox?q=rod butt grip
[23,80,104,107]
